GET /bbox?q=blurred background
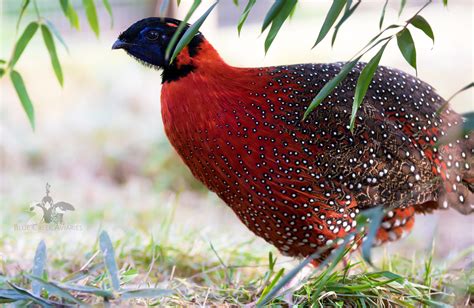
[1,0,473,269]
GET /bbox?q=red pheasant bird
[113,18,473,262]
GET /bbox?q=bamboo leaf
[26,275,84,305]
[350,43,387,131]
[41,24,64,86]
[379,0,389,29]
[332,0,361,47]
[261,0,286,33]
[60,0,80,29]
[303,57,361,119]
[264,0,297,53]
[45,19,69,53]
[10,70,35,129]
[165,0,202,62]
[170,1,218,63]
[237,0,256,35]
[396,28,417,72]
[120,288,174,299]
[410,15,434,44]
[313,0,346,48]
[99,231,120,291]
[10,21,38,68]
[16,0,30,30]
[82,0,100,37]
[102,0,113,26]
[398,0,406,16]
[31,241,47,295]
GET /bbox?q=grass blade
[99,231,120,291]
[41,24,64,86]
[165,0,202,62]
[410,15,434,44]
[313,0,346,48]
[7,282,53,306]
[58,282,114,298]
[261,0,285,33]
[10,70,35,129]
[237,0,256,35]
[264,0,297,53]
[102,0,113,26]
[25,275,84,305]
[379,0,389,29]
[31,240,47,295]
[360,206,384,265]
[256,268,285,305]
[16,0,30,30]
[303,57,361,119]
[0,289,31,303]
[170,1,218,63]
[396,28,417,72]
[10,21,38,68]
[120,288,174,299]
[331,0,361,47]
[350,43,387,131]
[82,0,100,37]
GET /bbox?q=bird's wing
[54,201,75,211]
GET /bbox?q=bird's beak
[112,39,127,50]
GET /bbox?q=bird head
[112,18,203,68]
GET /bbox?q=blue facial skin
[112,18,175,68]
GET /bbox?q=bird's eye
[145,30,160,41]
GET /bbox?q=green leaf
[16,0,30,30]
[398,0,406,16]
[10,70,35,129]
[232,0,239,6]
[120,288,174,300]
[313,0,346,48]
[31,241,47,295]
[237,0,256,35]
[261,0,286,33]
[41,25,64,86]
[170,1,218,63]
[0,59,6,65]
[99,231,120,291]
[410,15,434,44]
[10,21,38,68]
[350,43,387,131]
[26,275,84,305]
[0,68,5,78]
[45,19,69,53]
[303,57,361,119]
[60,0,80,29]
[165,0,202,62]
[264,0,297,53]
[443,0,448,6]
[102,0,113,26]
[396,28,417,72]
[177,0,181,6]
[331,0,361,47]
[379,0,389,29]
[82,0,100,37]
[447,82,474,102]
